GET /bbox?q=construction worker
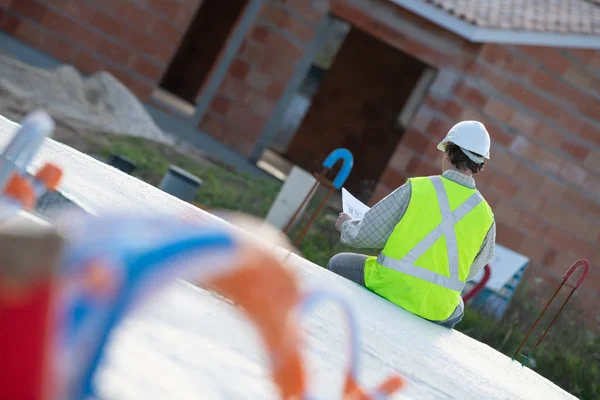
[328,121,496,329]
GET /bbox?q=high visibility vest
[363,176,494,322]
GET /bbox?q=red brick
[496,221,524,251]
[483,98,514,121]
[552,81,584,110]
[539,177,566,200]
[370,184,392,205]
[489,148,517,174]
[92,36,131,65]
[91,10,127,39]
[126,78,153,100]
[580,95,600,121]
[480,65,509,91]
[426,118,452,139]
[147,17,183,44]
[424,140,442,163]
[521,46,570,75]
[266,80,286,100]
[556,110,585,135]
[388,147,412,172]
[100,0,158,32]
[130,56,163,81]
[406,157,420,175]
[380,166,407,189]
[488,123,512,147]
[221,76,253,101]
[513,186,542,213]
[513,163,543,189]
[402,129,429,153]
[229,59,250,80]
[563,189,598,214]
[441,99,463,119]
[559,161,588,185]
[285,0,327,22]
[519,212,547,237]
[146,0,182,21]
[123,30,157,57]
[246,69,272,92]
[509,136,538,159]
[251,25,270,42]
[583,150,600,174]
[210,95,231,115]
[535,148,563,174]
[533,124,562,147]
[286,18,314,43]
[226,104,266,137]
[200,114,228,141]
[539,200,565,227]
[543,226,575,253]
[415,160,439,177]
[530,70,557,92]
[152,42,175,65]
[453,83,487,106]
[562,211,593,240]
[260,2,289,27]
[242,93,276,119]
[495,201,521,225]
[11,0,46,20]
[73,50,106,74]
[567,49,596,63]
[411,107,435,133]
[0,10,19,33]
[492,174,520,197]
[561,140,590,160]
[510,112,538,135]
[518,235,548,264]
[44,34,76,63]
[14,20,45,48]
[480,44,510,65]
[541,247,558,266]
[51,0,95,23]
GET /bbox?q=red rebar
[462,264,491,303]
[513,259,589,363]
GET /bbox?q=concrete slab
[0,115,576,399]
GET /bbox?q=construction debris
[0,55,171,144]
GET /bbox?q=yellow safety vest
[363,176,494,322]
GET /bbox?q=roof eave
[390,0,600,49]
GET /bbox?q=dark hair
[445,142,485,174]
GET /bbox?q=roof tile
[419,0,600,35]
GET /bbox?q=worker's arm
[339,182,412,249]
[466,221,496,281]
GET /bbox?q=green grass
[66,134,598,399]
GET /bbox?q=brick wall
[199,0,328,156]
[0,0,201,99]
[348,1,600,321]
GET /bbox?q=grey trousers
[327,252,464,329]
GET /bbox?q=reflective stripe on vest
[376,176,484,292]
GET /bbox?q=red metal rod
[513,280,564,359]
[513,258,589,361]
[462,264,491,303]
[293,187,334,247]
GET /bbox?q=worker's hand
[335,213,352,232]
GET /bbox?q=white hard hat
[437,120,490,163]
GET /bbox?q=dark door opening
[277,22,431,201]
[159,0,248,104]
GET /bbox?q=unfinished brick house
[0,0,599,319]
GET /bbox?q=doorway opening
[158,0,248,106]
[262,17,435,201]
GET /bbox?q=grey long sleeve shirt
[340,170,496,282]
